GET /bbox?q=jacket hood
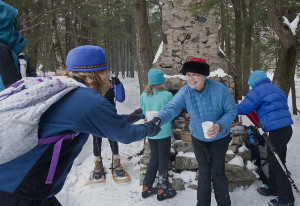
[0,1,27,55]
[248,70,268,88]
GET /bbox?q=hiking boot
[142,185,157,198]
[268,196,295,206]
[157,188,177,201]
[92,160,105,180]
[257,185,278,196]
[111,158,125,177]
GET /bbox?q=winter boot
[257,185,278,196]
[92,160,105,180]
[268,196,295,206]
[156,174,176,201]
[142,185,158,198]
[157,188,177,201]
[111,157,125,177]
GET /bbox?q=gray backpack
[0,76,84,183]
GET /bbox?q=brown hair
[57,69,111,96]
[144,84,167,96]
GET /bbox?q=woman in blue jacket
[158,58,237,206]
[0,45,160,206]
[140,68,176,201]
[237,70,294,206]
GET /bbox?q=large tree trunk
[266,0,300,95]
[232,0,243,100]
[242,0,255,96]
[134,0,153,93]
[47,0,64,70]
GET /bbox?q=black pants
[0,190,61,206]
[192,135,231,206]
[268,125,294,203]
[143,137,171,189]
[93,135,119,157]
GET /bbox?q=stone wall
[139,126,257,192]
[153,0,230,75]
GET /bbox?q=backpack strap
[38,132,79,184]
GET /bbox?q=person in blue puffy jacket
[158,58,237,206]
[0,45,161,206]
[237,70,294,206]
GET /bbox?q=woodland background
[4,0,300,105]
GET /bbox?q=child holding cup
[140,68,176,201]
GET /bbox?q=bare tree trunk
[291,78,297,114]
[266,0,300,95]
[47,0,64,70]
[232,0,243,100]
[242,0,255,96]
[134,0,153,93]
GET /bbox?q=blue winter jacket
[0,87,150,200]
[237,77,293,132]
[159,79,237,142]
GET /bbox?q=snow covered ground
[56,72,300,206]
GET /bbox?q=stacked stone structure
[153,0,230,76]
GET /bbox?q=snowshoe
[88,160,106,184]
[157,188,177,201]
[111,158,131,183]
[142,185,157,198]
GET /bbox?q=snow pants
[0,190,61,206]
[143,137,171,189]
[93,135,119,156]
[268,125,294,203]
[192,135,231,206]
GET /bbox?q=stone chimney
[153,0,229,75]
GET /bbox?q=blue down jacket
[159,79,237,142]
[0,87,150,200]
[237,77,293,132]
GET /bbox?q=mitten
[146,117,161,137]
[111,77,121,85]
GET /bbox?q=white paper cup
[202,121,213,139]
[145,111,159,121]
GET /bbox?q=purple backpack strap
[38,132,78,184]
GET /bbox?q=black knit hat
[181,58,210,76]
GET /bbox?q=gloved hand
[146,117,161,137]
[125,113,145,123]
[131,108,143,115]
[111,77,120,85]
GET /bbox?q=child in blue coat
[237,70,294,206]
[140,68,176,201]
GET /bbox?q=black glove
[125,113,145,124]
[111,77,120,85]
[131,108,143,115]
[146,117,161,137]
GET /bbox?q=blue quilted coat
[237,77,293,132]
[159,79,237,142]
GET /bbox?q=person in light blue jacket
[158,58,237,206]
[237,70,294,206]
[140,68,176,201]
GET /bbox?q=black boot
[156,174,176,201]
[257,185,278,196]
[157,188,176,201]
[268,197,295,206]
[142,185,157,198]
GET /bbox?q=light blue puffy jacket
[159,79,237,142]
